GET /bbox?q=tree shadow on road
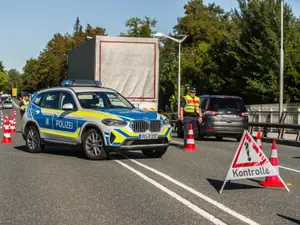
[14,145,152,161]
[111,151,163,160]
[14,145,87,159]
[170,142,186,151]
[277,214,300,224]
[207,178,262,193]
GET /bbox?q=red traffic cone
[1,119,12,144]
[2,117,8,130]
[184,123,198,152]
[10,117,16,134]
[256,131,262,150]
[259,140,285,187]
[13,110,17,117]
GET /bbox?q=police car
[21,80,171,160]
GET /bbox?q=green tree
[230,0,300,103]
[85,23,106,37]
[166,0,232,110]
[3,69,22,93]
[22,58,41,92]
[120,16,157,37]
[174,0,230,45]
[0,71,8,91]
[0,61,4,72]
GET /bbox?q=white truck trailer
[67,35,159,112]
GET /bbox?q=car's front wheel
[25,125,42,153]
[142,147,168,158]
[82,129,108,160]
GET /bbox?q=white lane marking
[120,155,259,225]
[279,166,300,174]
[12,99,19,108]
[114,159,228,225]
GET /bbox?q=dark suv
[176,95,248,141]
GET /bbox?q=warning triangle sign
[224,130,278,181]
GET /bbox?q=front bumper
[106,137,169,152]
[105,127,172,151]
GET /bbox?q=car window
[207,97,247,112]
[59,92,76,110]
[201,99,207,110]
[40,92,60,109]
[33,93,44,106]
[77,92,133,109]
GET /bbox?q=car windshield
[207,97,247,112]
[76,92,134,109]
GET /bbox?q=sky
[1,0,300,72]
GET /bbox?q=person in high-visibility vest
[19,94,30,118]
[180,87,202,147]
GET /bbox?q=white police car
[21,80,172,160]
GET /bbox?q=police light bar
[61,79,102,87]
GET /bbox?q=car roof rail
[60,79,102,87]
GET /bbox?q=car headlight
[163,118,170,125]
[102,118,127,126]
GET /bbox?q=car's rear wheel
[25,125,42,153]
[82,129,108,160]
[142,147,168,158]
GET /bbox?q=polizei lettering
[56,120,73,129]
[232,167,270,178]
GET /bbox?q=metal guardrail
[169,119,300,142]
[248,122,300,142]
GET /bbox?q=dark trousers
[183,115,199,146]
[20,110,25,118]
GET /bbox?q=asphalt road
[0,106,300,225]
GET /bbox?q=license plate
[222,114,236,118]
[139,133,158,139]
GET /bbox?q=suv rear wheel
[25,125,42,153]
[82,129,108,160]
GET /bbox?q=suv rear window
[207,97,247,112]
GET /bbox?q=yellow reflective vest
[183,95,200,114]
[20,99,29,111]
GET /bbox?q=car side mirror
[62,103,74,110]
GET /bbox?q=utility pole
[279,0,284,121]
